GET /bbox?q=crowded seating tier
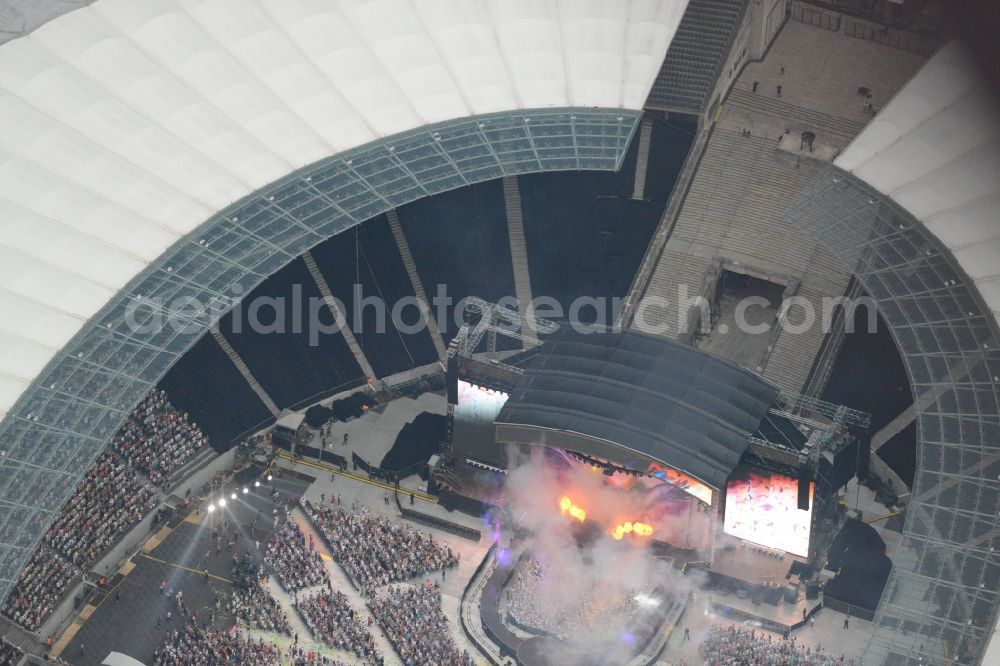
[296,590,382,664]
[264,520,327,593]
[370,583,473,666]
[699,624,852,666]
[301,499,458,597]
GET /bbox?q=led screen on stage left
[723,469,813,557]
[453,380,509,464]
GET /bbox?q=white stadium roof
[0,0,689,424]
[835,41,1000,325]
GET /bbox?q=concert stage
[705,533,819,635]
[711,533,807,585]
[710,594,821,636]
[439,325,869,664]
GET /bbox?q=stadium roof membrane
[0,0,689,422]
[835,42,1000,325]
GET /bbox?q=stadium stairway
[0,614,42,660]
[301,249,376,379]
[761,283,835,393]
[209,328,280,416]
[800,276,864,398]
[503,176,536,344]
[627,598,684,665]
[386,209,448,362]
[726,88,869,139]
[632,115,654,200]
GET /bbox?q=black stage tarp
[380,412,446,472]
[495,329,778,489]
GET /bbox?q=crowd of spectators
[506,555,641,643]
[1,546,77,631]
[0,638,23,666]
[1,388,207,631]
[370,583,473,666]
[111,388,208,487]
[302,500,458,596]
[296,590,382,664]
[44,449,156,568]
[152,621,281,665]
[289,650,352,666]
[229,581,292,636]
[264,520,327,592]
[699,624,851,666]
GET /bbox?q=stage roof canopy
[496,329,779,489]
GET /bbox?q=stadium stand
[111,389,208,487]
[159,335,275,451]
[308,216,440,377]
[151,622,281,665]
[2,545,76,632]
[395,180,516,343]
[264,521,327,593]
[2,388,209,632]
[646,0,747,113]
[301,500,459,598]
[217,258,365,410]
[512,118,694,321]
[43,449,155,568]
[296,590,381,662]
[700,623,850,665]
[634,128,850,392]
[370,584,473,666]
[228,581,292,637]
[0,638,22,666]
[0,2,996,665]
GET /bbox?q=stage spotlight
[219,498,226,508]
[254,481,260,487]
[242,487,248,494]
[230,492,237,500]
[207,504,215,513]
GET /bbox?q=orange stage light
[559,496,587,522]
[611,521,654,540]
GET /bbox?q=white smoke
[497,446,707,664]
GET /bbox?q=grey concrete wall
[169,447,235,500]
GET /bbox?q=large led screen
[723,469,813,557]
[453,380,509,459]
[645,462,714,505]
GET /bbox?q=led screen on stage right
[723,469,812,557]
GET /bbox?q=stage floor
[711,589,818,629]
[711,532,807,585]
